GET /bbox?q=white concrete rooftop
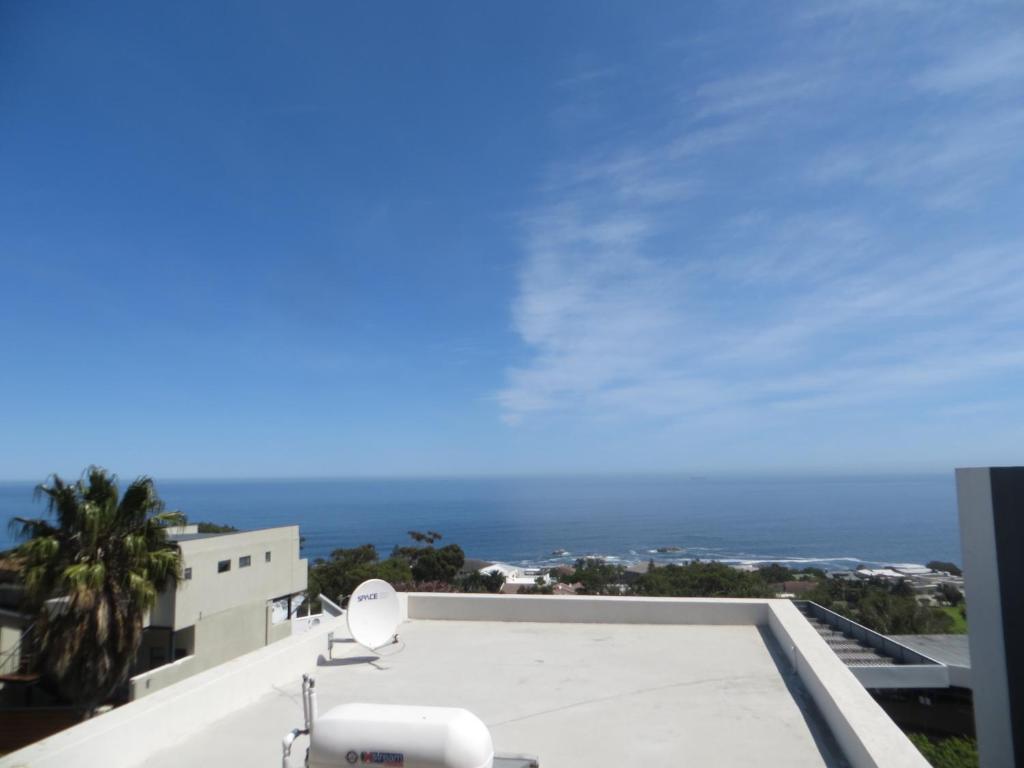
[1,594,931,768]
[148,619,841,768]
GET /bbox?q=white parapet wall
[1,614,345,768]
[128,653,198,699]
[767,599,930,768]
[408,592,769,625]
[411,593,929,768]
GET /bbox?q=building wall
[191,600,269,670]
[132,602,273,698]
[136,627,173,671]
[134,526,308,698]
[0,610,26,674]
[169,526,307,632]
[266,604,292,644]
[957,467,1023,768]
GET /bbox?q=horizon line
[0,468,962,485]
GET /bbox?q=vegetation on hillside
[460,569,506,593]
[10,467,183,716]
[307,544,413,609]
[308,544,965,639]
[802,577,956,634]
[908,734,978,768]
[940,605,968,634]
[308,531,469,608]
[556,558,627,595]
[192,521,239,533]
[632,561,774,598]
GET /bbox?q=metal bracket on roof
[494,754,540,767]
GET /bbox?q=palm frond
[16,466,184,713]
[8,515,58,541]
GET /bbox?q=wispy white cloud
[805,23,1024,208]
[914,32,1024,92]
[498,5,1024,428]
[808,107,1024,207]
[500,222,1024,423]
[693,71,824,119]
[554,66,619,89]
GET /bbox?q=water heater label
[360,751,404,765]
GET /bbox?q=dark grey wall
[990,468,1024,767]
[957,467,1023,768]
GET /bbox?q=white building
[478,562,552,591]
[131,525,307,699]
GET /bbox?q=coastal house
[132,524,307,699]
[478,562,553,592]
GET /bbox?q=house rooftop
[165,532,229,542]
[2,594,930,768]
[165,525,299,543]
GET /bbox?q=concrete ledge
[0,615,344,768]
[128,653,198,699]
[407,592,771,625]
[768,601,929,768]
[948,664,971,689]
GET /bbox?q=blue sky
[1,1,1022,480]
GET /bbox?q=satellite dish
[347,579,401,650]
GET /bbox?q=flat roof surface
[889,634,971,667]
[145,619,843,767]
[166,532,228,541]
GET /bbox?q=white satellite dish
[347,579,401,650]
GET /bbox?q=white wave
[514,552,897,572]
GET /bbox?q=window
[239,555,252,568]
[183,567,192,580]
[265,551,272,563]
[217,559,231,573]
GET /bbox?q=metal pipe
[281,728,302,768]
[309,677,318,732]
[302,674,310,731]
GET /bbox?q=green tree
[563,558,626,595]
[517,577,554,595]
[411,544,464,583]
[757,563,796,584]
[632,561,773,598]
[804,578,955,634]
[460,569,505,593]
[11,467,183,716]
[908,734,978,768]
[926,561,962,577]
[939,583,964,606]
[308,545,412,607]
[192,521,239,533]
[392,531,465,585]
[407,530,443,545]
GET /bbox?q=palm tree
[10,466,183,716]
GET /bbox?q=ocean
[0,474,962,571]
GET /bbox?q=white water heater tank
[308,703,494,768]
